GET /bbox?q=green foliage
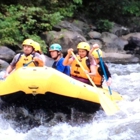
[0,1,80,52]
[0,4,63,53]
[96,20,114,32]
[81,0,140,23]
[0,9,23,45]
[73,0,82,4]
[122,1,140,16]
[58,4,77,17]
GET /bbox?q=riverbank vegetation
[0,0,140,51]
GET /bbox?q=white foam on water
[0,115,25,140]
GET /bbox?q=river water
[0,63,140,140]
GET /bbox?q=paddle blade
[101,86,123,101]
[98,92,119,115]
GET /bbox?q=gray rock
[0,46,15,62]
[54,20,83,35]
[88,31,101,39]
[43,30,86,53]
[103,37,128,52]
[101,32,118,44]
[44,55,54,67]
[0,59,9,71]
[110,23,130,36]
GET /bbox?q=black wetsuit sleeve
[98,62,111,79]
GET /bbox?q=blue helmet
[49,43,62,51]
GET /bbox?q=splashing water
[0,63,140,140]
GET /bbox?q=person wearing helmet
[33,41,42,54]
[49,43,70,76]
[90,44,112,87]
[3,39,44,78]
[32,41,46,66]
[63,42,96,84]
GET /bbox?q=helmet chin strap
[53,52,61,60]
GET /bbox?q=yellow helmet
[22,39,34,47]
[77,42,90,51]
[92,48,103,58]
[32,41,42,53]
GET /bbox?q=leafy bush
[96,19,114,32]
[80,0,140,24]
[0,4,64,52]
[73,0,83,4]
[122,1,140,17]
[0,1,81,52]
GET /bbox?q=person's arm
[88,65,96,76]
[3,65,15,78]
[89,43,100,56]
[85,58,97,76]
[99,62,112,86]
[104,64,112,86]
[106,77,112,86]
[33,53,44,67]
[3,54,20,78]
[102,62,111,78]
[63,48,74,66]
[87,44,99,76]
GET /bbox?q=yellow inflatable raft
[0,67,122,104]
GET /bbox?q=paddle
[96,49,113,99]
[23,60,34,67]
[71,52,119,115]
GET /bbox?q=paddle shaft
[96,50,112,96]
[23,60,34,67]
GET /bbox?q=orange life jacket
[91,65,102,86]
[15,54,35,70]
[71,55,90,79]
